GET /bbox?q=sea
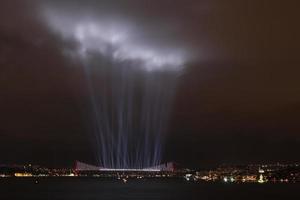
[0,178,299,200]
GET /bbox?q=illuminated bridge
[74,161,176,172]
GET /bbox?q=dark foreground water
[0,178,299,200]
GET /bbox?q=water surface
[0,178,299,200]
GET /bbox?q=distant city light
[14,173,33,177]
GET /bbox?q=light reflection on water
[0,178,299,200]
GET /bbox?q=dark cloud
[0,0,299,167]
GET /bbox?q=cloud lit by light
[43,9,186,71]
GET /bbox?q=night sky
[0,0,300,168]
